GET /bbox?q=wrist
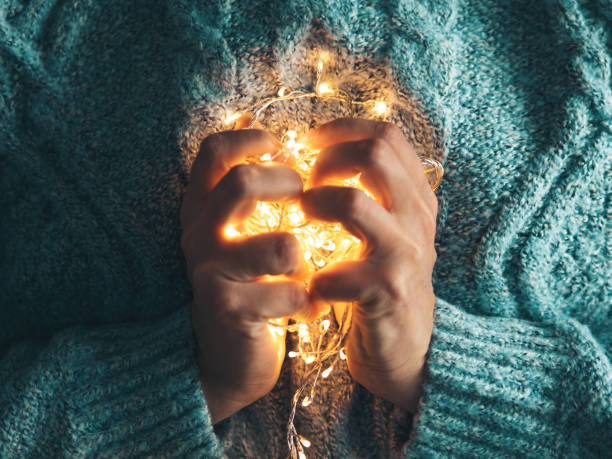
[347,348,427,414]
[199,377,246,425]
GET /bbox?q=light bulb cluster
[220,52,443,459]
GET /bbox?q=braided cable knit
[0,0,610,457]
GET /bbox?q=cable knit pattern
[1,0,610,457]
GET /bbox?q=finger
[218,232,304,282]
[220,277,317,322]
[191,129,281,195]
[309,261,377,304]
[311,138,409,211]
[306,118,406,155]
[308,118,438,215]
[301,186,399,253]
[206,163,303,228]
[307,118,430,191]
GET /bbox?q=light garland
[221,52,443,459]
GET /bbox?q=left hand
[301,118,438,413]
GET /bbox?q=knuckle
[374,122,402,142]
[225,164,257,198]
[364,138,391,168]
[200,133,225,165]
[380,265,408,302]
[340,187,367,218]
[193,267,239,315]
[211,283,242,321]
[273,233,299,272]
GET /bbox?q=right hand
[181,127,317,424]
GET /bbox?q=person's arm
[406,297,612,457]
[301,117,611,457]
[0,306,224,457]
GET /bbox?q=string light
[220,51,444,458]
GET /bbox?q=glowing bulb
[267,323,285,337]
[224,111,241,126]
[317,82,334,95]
[289,212,302,225]
[372,101,388,115]
[223,225,240,239]
[321,241,336,251]
[220,49,444,459]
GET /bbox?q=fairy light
[223,224,240,239]
[223,111,242,126]
[316,81,334,95]
[220,51,443,459]
[372,101,388,116]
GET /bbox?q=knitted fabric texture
[1,0,610,457]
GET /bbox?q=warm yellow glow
[321,366,333,378]
[223,224,240,239]
[267,323,285,337]
[316,82,334,95]
[224,111,242,126]
[220,53,443,459]
[372,101,388,115]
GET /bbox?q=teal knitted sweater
[1,0,610,457]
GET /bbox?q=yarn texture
[1,0,610,457]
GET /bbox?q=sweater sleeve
[405,297,612,458]
[0,306,224,458]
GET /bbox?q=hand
[181,127,317,424]
[302,118,438,413]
